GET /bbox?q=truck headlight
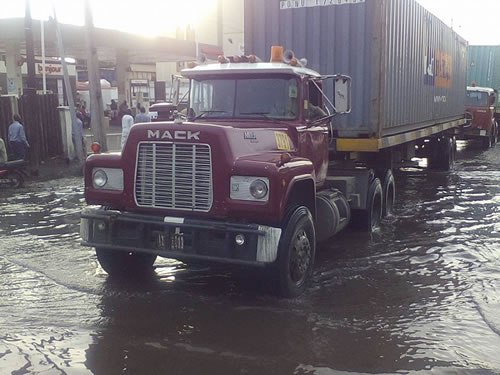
[249,179,268,199]
[93,169,107,188]
[230,176,269,201]
[92,168,123,191]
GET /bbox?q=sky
[416,0,500,45]
[0,0,217,37]
[0,0,499,45]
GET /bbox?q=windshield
[189,76,299,120]
[465,90,490,107]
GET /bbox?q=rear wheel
[275,206,316,298]
[381,169,396,217]
[353,177,383,232]
[96,248,157,277]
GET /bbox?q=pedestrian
[0,137,7,164]
[73,112,86,161]
[8,114,29,161]
[121,109,134,150]
[110,99,118,120]
[118,100,128,118]
[134,106,151,123]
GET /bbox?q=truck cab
[462,86,499,148]
[81,48,372,297]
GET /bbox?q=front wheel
[2,171,24,188]
[428,136,455,171]
[96,248,157,277]
[275,206,316,298]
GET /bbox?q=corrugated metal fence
[0,94,62,163]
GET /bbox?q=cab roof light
[270,46,284,63]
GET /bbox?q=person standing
[8,114,29,161]
[110,99,118,120]
[121,109,134,150]
[118,100,128,118]
[134,106,151,123]
[73,112,86,161]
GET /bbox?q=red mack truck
[81,0,468,297]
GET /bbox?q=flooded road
[1,142,499,374]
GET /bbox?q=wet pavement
[0,142,499,374]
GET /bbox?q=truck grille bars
[135,142,213,212]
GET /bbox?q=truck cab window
[307,80,327,120]
[189,76,299,120]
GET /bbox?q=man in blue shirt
[134,106,151,123]
[8,114,30,160]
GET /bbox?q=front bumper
[457,126,490,139]
[80,208,282,267]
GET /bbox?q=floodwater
[0,142,499,375]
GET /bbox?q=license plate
[156,228,184,251]
[480,130,487,136]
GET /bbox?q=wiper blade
[239,112,272,119]
[192,110,227,120]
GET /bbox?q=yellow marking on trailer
[336,138,380,152]
[335,119,466,152]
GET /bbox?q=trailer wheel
[381,170,395,217]
[275,206,316,298]
[96,248,157,277]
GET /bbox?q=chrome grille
[135,142,213,212]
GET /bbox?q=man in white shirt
[121,109,134,150]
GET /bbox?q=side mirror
[334,75,351,114]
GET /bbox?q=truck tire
[275,206,316,298]
[492,122,498,146]
[351,177,383,232]
[481,134,493,150]
[96,248,157,277]
[4,171,24,188]
[428,136,455,171]
[381,170,395,217]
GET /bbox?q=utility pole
[24,0,41,168]
[24,0,36,91]
[53,8,80,161]
[84,0,108,152]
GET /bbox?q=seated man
[0,137,7,165]
[308,103,327,121]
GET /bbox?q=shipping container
[244,0,468,143]
[467,45,500,90]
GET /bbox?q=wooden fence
[0,93,63,165]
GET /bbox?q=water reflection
[0,145,499,373]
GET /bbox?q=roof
[0,18,221,64]
[181,62,322,79]
[467,86,495,94]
